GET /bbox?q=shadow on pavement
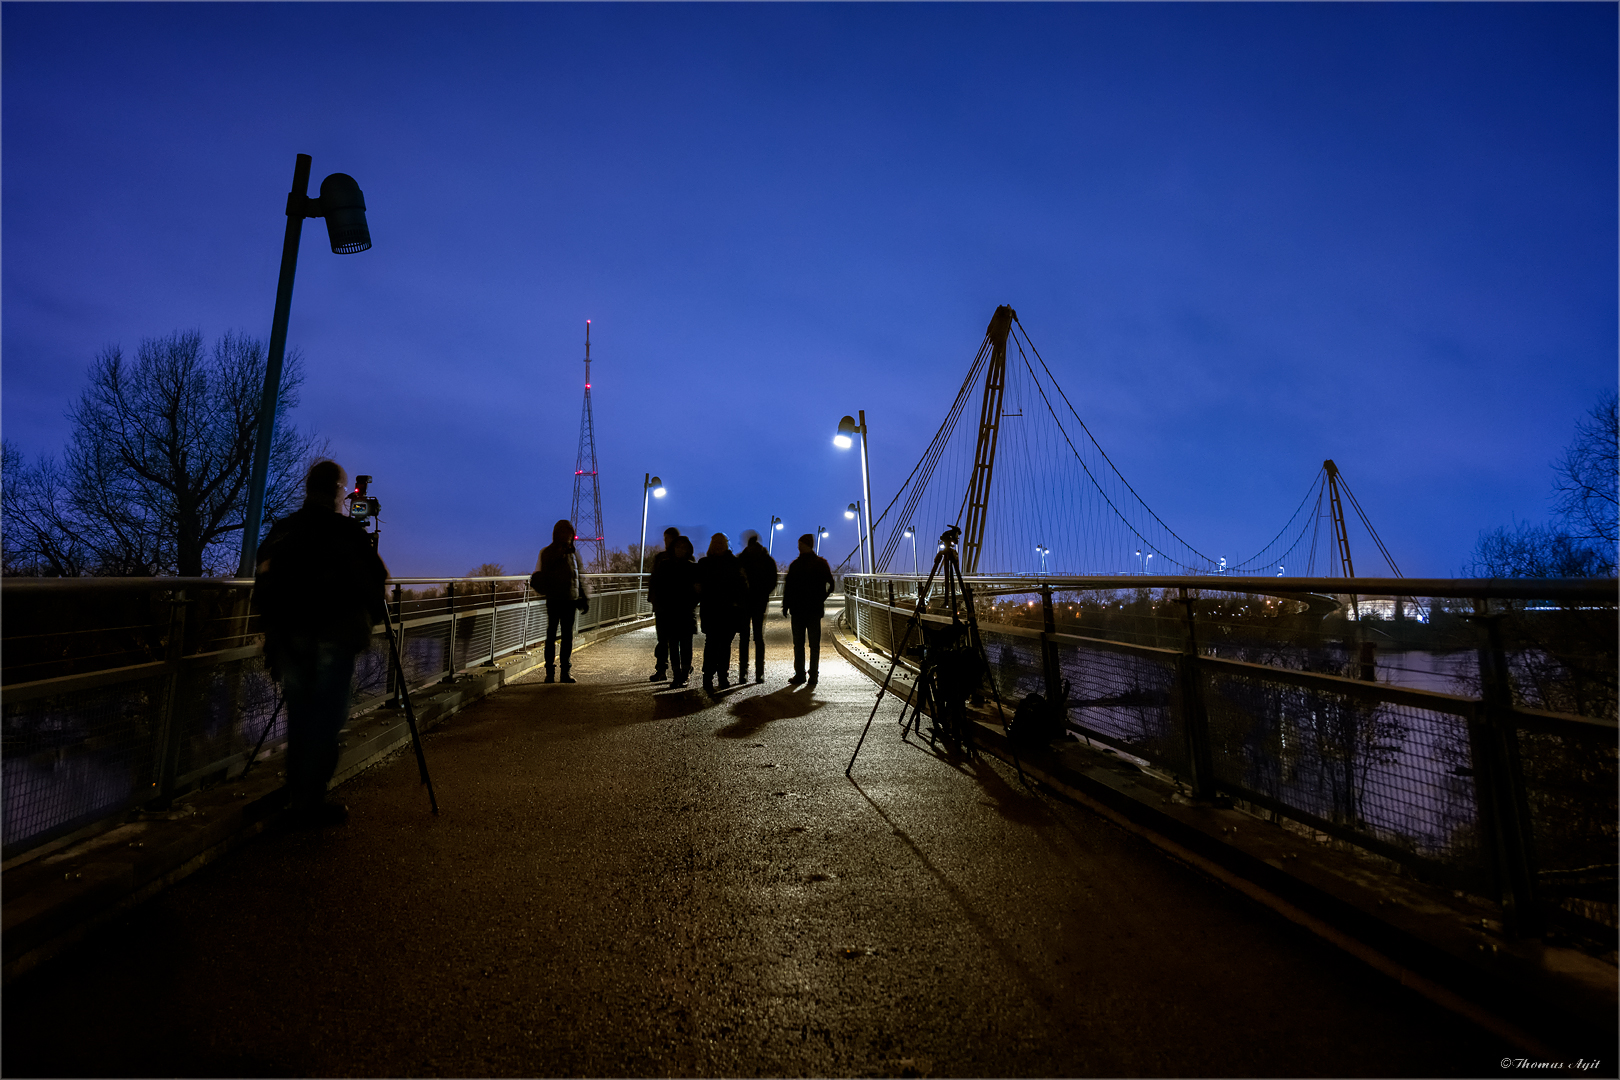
[716,686,827,739]
[652,689,712,720]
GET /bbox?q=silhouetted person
[696,532,747,693]
[781,533,834,686]
[656,535,699,687]
[254,459,387,828]
[645,525,681,681]
[736,529,779,684]
[533,519,589,683]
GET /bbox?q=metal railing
[1,574,652,858]
[844,572,1618,942]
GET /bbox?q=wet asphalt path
[4,613,1506,1077]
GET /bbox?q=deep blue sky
[4,3,1614,577]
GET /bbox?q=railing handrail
[841,572,1618,604]
[0,572,651,592]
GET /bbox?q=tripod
[367,514,440,815]
[846,527,1021,781]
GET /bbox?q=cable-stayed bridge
[852,305,1398,582]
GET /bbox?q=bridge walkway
[3,614,1503,1077]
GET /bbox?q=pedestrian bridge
[1,571,1615,1075]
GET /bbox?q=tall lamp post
[768,515,783,557]
[834,412,874,575]
[816,527,829,555]
[638,474,665,575]
[1036,544,1049,575]
[903,525,917,576]
[845,502,867,574]
[238,153,372,578]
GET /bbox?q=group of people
[639,526,839,691]
[533,521,837,692]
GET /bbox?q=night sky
[4,3,1614,578]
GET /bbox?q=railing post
[1468,604,1542,938]
[521,581,532,650]
[147,589,191,810]
[1175,588,1218,801]
[1039,584,1062,705]
[443,582,458,682]
[487,580,498,666]
[387,583,404,707]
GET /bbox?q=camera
[347,474,380,523]
[939,524,961,548]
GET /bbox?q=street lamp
[1145,553,1153,576]
[834,412,875,575]
[238,154,372,577]
[1278,564,1285,577]
[768,515,783,557]
[1036,544,1049,574]
[1135,548,1142,576]
[845,501,868,573]
[638,473,665,576]
[816,526,829,555]
[1219,556,1227,575]
[903,525,917,576]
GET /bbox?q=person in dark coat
[254,459,388,827]
[781,533,835,686]
[735,530,779,684]
[696,532,747,692]
[655,535,699,687]
[645,525,681,681]
[532,519,589,683]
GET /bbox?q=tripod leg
[383,604,439,814]
[846,556,945,777]
[239,686,284,780]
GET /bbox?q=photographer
[254,459,388,828]
[533,519,590,683]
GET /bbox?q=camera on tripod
[939,524,961,549]
[347,474,380,524]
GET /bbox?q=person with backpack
[531,519,590,683]
[656,535,699,688]
[254,459,388,828]
[781,533,835,686]
[696,532,747,693]
[735,529,779,684]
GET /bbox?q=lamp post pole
[638,473,663,576]
[768,515,783,557]
[816,527,828,555]
[846,502,867,574]
[835,412,875,574]
[904,526,917,576]
[237,153,370,577]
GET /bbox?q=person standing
[645,525,681,681]
[696,532,746,693]
[781,533,835,686]
[736,530,779,684]
[659,535,699,687]
[533,519,589,683]
[254,459,388,828]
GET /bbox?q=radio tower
[570,320,606,573]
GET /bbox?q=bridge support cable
[867,332,996,573]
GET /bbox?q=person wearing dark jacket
[645,525,681,681]
[696,532,747,692]
[532,519,590,683]
[781,533,835,686]
[653,535,699,687]
[254,459,388,827]
[735,530,779,684]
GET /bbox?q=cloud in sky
[3,3,1614,576]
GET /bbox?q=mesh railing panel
[3,677,164,853]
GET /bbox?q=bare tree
[1551,389,1618,555]
[1469,391,1619,579]
[2,330,321,577]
